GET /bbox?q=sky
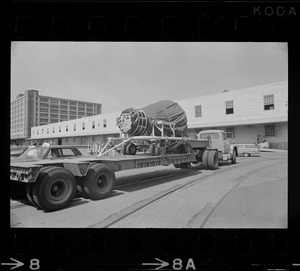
[11,42,288,113]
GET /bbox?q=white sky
[11,42,288,113]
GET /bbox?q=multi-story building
[10,90,102,145]
[29,81,288,149]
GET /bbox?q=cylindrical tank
[118,100,188,137]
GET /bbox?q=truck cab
[198,130,237,162]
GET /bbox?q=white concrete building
[30,81,288,149]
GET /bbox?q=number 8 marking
[30,259,40,270]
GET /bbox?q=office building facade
[11,89,102,145]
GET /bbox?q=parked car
[235,143,261,157]
[11,145,82,163]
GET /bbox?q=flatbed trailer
[11,135,218,211]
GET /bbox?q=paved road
[10,152,287,228]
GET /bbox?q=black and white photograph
[10,42,288,228]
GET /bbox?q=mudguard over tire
[83,164,116,200]
[207,150,219,170]
[32,167,77,211]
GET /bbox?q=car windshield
[19,147,48,159]
[199,133,220,139]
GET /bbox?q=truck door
[223,132,231,153]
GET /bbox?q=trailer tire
[126,143,137,155]
[83,164,115,200]
[26,183,41,209]
[231,150,237,164]
[27,166,54,209]
[32,167,77,211]
[207,150,219,170]
[202,150,209,169]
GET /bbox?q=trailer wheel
[207,150,219,170]
[32,167,77,211]
[83,164,115,200]
[26,183,40,209]
[26,166,54,209]
[231,150,237,164]
[126,143,137,155]
[202,150,210,169]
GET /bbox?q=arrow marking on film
[1,258,24,270]
[142,258,169,270]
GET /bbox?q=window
[59,126,61,132]
[82,122,85,130]
[74,124,76,131]
[195,105,202,118]
[92,121,95,129]
[53,127,55,133]
[103,119,107,128]
[264,95,274,110]
[61,148,76,157]
[265,124,275,137]
[47,128,49,134]
[226,127,235,138]
[66,125,68,132]
[225,100,234,114]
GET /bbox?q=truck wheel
[32,167,77,211]
[126,143,137,155]
[202,150,210,169]
[83,164,115,200]
[207,150,219,170]
[231,150,237,164]
[26,183,41,209]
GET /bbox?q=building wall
[181,82,288,128]
[10,89,103,143]
[29,82,288,149]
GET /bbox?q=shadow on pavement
[115,166,205,193]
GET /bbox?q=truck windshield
[199,133,220,139]
[19,147,48,159]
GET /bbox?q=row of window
[39,99,97,108]
[223,124,275,139]
[194,95,275,118]
[33,118,115,135]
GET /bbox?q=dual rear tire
[26,166,77,211]
[26,164,116,211]
[202,150,219,170]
